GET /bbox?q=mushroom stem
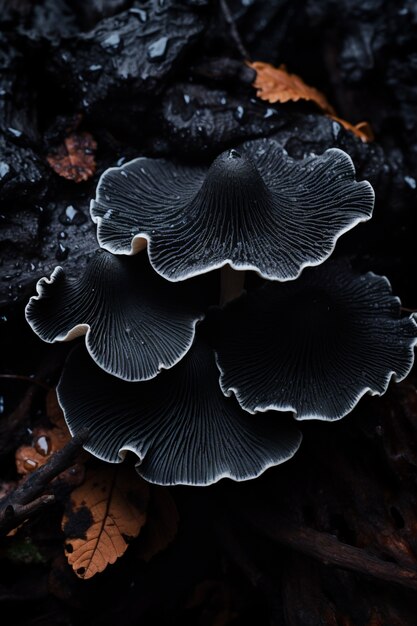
[131,236,147,254]
[220,265,246,306]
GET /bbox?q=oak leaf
[46,131,97,182]
[62,464,149,579]
[248,61,373,142]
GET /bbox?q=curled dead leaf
[248,61,335,114]
[47,131,97,182]
[62,464,149,579]
[248,60,373,142]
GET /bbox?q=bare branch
[0,428,89,536]
[245,512,417,592]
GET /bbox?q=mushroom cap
[214,260,417,421]
[57,341,302,486]
[25,249,213,381]
[90,138,374,282]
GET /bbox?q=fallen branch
[245,512,417,592]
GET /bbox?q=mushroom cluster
[26,138,417,485]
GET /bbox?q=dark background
[1,1,417,624]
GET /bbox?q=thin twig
[0,428,89,536]
[2,495,56,533]
[219,0,251,60]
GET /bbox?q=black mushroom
[90,138,375,282]
[24,136,417,486]
[57,340,302,486]
[25,249,214,381]
[214,260,417,421]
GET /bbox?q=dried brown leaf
[248,61,335,114]
[135,485,179,562]
[248,61,373,142]
[47,131,97,182]
[62,464,149,579]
